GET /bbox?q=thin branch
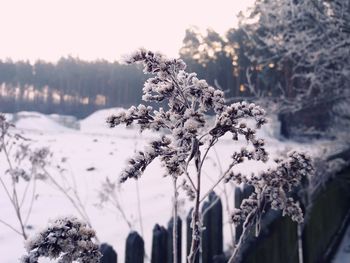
[184,143,197,192]
[199,137,217,171]
[0,177,14,205]
[213,146,235,247]
[227,221,252,263]
[184,163,197,192]
[24,178,37,225]
[198,132,210,142]
[42,167,98,242]
[298,223,304,263]
[200,161,235,203]
[2,138,28,239]
[20,176,32,208]
[172,178,178,263]
[135,180,144,237]
[187,158,202,263]
[110,192,133,230]
[0,219,22,236]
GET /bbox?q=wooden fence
[99,166,350,263]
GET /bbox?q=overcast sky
[0,0,254,62]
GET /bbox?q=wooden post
[100,243,118,263]
[201,191,223,263]
[234,186,243,243]
[151,224,168,263]
[125,231,144,263]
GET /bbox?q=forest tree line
[0,31,283,118]
[0,59,147,117]
[0,0,348,120]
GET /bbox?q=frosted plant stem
[228,194,265,263]
[0,177,14,206]
[227,221,252,263]
[188,138,216,263]
[213,147,235,247]
[2,139,28,239]
[20,171,33,208]
[187,168,201,263]
[202,194,220,218]
[224,183,235,247]
[15,208,27,239]
[24,179,37,224]
[298,223,304,263]
[0,218,22,236]
[135,180,144,236]
[200,162,235,203]
[110,192,133,230]
[184,166,196,192]
[173,178,178,263]
[134,134,144,236]
[12,175,27,240]
[110,50,312,263]
[42,168,100,243]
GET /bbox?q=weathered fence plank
[241,168,350,263]
[201,191,223,263]
[151,224,168,263]
[100,243,118,263]
[234,186,244,243]
[119,168,350,263]
[125,231,144,263]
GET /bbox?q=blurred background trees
[0,58,146,117]
[0,0,348,136]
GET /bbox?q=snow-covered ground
[0,109,348,262]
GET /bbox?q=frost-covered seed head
[21,216,101,263]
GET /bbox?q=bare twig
[2,137,28,239]
[213,146,235,247]
[200,162,235,203]
[0,219,23,236]
[42,167,99,242]
[135,180,144,236]
[172,178,178,263]
[24,179,37,225]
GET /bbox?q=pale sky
[0,0,254,62]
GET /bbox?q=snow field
[0,109,346,262]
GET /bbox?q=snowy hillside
[0,109,347,263]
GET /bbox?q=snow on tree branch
[240,0,350,111]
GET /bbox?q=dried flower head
[21,216,101,263]
[230,151,313,225]
[107,50,269,185]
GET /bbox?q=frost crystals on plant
[21,216,101,263]
[107,49,313,263]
